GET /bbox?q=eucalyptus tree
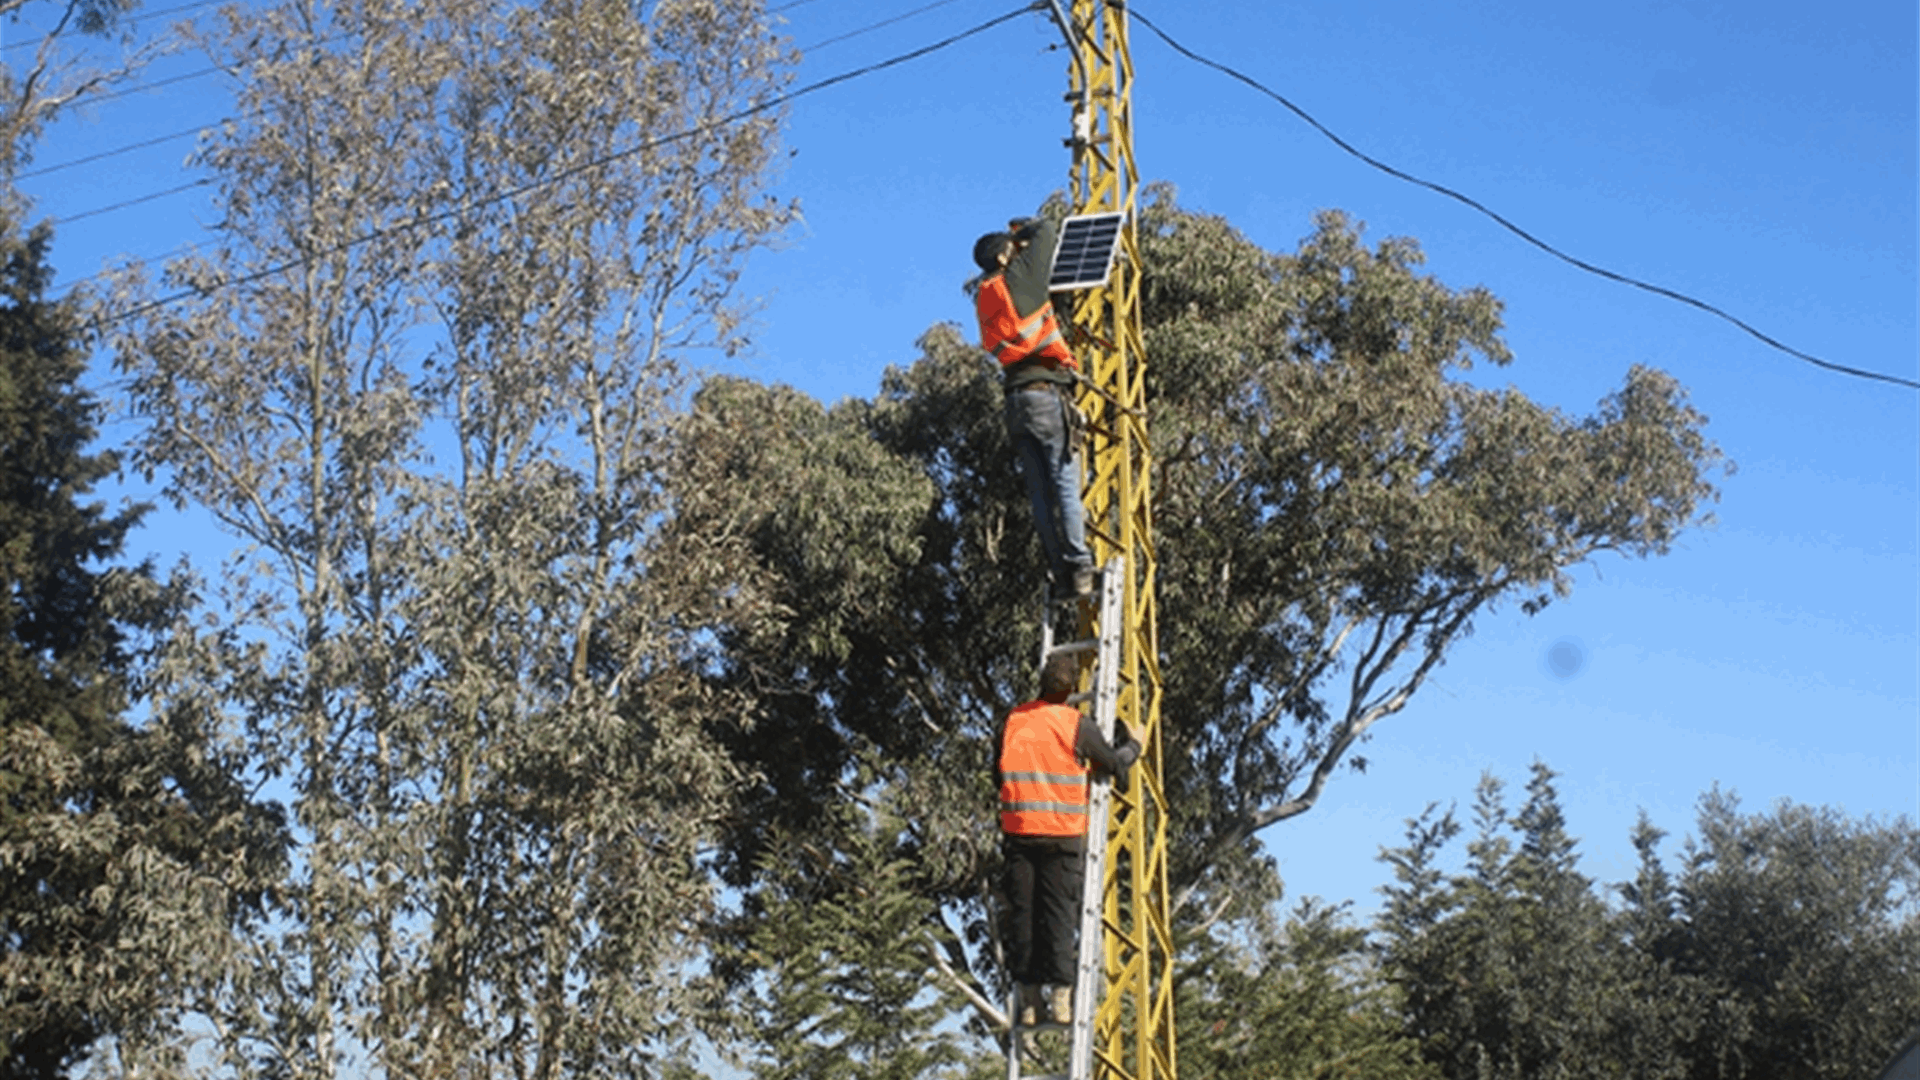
[0,0,173,176]
[672,188,1724,1050]
[109,0,795,1075]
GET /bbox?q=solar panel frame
[1048,212,1126,291]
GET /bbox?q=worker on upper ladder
[996,651,1139,1028]
[972,215,1094,599]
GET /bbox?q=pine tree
[1180,899,1437,1080]
[1378,765,1628,1080]
[0,217,280,1077]
[1671,791,1920,1080]
[0,215,142,1076]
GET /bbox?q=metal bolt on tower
[1056,2,1175,1078]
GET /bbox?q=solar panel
[1048,212,1125,291]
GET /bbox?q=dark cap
[973,231,1013,272]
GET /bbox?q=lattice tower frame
[1062,3,1175,1078]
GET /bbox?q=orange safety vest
[998,700,1089,837]
[975,274,1076,370]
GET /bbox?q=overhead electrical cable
[90,2,1045,329]
[78,27,356,107]
[54,0,1032,291]
[800,0,972,52]
[21,124,208,179]
[52,179,212,225]
[1127,4,1918,391]
[81,61,223,104]
[28,0,953,190]
[1,0,220,52]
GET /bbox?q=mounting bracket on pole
[1043,0,1092,152]
[1043,0,1084,57]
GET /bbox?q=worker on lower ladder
[996,651,1139,1027]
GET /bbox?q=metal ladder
[1007,555,1125,1080]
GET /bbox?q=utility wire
[27,0,953,193]
[68,28,356,108]
[53,179,211,225]
[1,0,221,52]
[90,2,1045,329]
[52,0,1022,284]
[801,0,972,52]
[28,0,952,186]
[79,60,223,104]
[41,1,972,230]
[1127,4,1918,391]
[21,124,207,179]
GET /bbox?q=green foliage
[722,765,990,1080]
[1378,766,1920,1080]
[1668,790,1920,1080]
[1378,764,1621,1079]
[1179,899,1437,1080]
[0,217,282,1077]
[672,378,951,887]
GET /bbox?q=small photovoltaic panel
[1048,212,1125,291]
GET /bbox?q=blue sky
[25,0,1918,914]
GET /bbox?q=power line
[81,60,224,105]
[72,28,356,108]
[90,2,1046,329]
[1,0,221,52]
[26,0,952,209]
[800,0,973,52]
[20,124,208,179]
[52,0,1029,283]
[52,178,211,225]
[1125,4,1919,392]
[24,0,952,186]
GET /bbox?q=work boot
[1072,565,1095,598]
[1049,984,1073,1025]
[1018,983,1042,1028]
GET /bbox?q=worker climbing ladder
[1006,559,1126,1080]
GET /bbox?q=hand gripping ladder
[1007,555,1125,1080]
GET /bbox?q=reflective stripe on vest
[999,700,1089,837]
[975,274,1075,369]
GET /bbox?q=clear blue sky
[26,0,1918,914]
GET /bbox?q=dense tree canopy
[674,189,1725,1039]
[1379,768,1920,1080]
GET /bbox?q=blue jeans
[1005,384,1091,581]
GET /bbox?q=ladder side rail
[1070,558,1126,1079]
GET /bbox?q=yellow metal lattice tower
[1060,3,1175,1079]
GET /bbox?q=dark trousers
[1002,835,1084,986]
[1004,384,1091,582]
